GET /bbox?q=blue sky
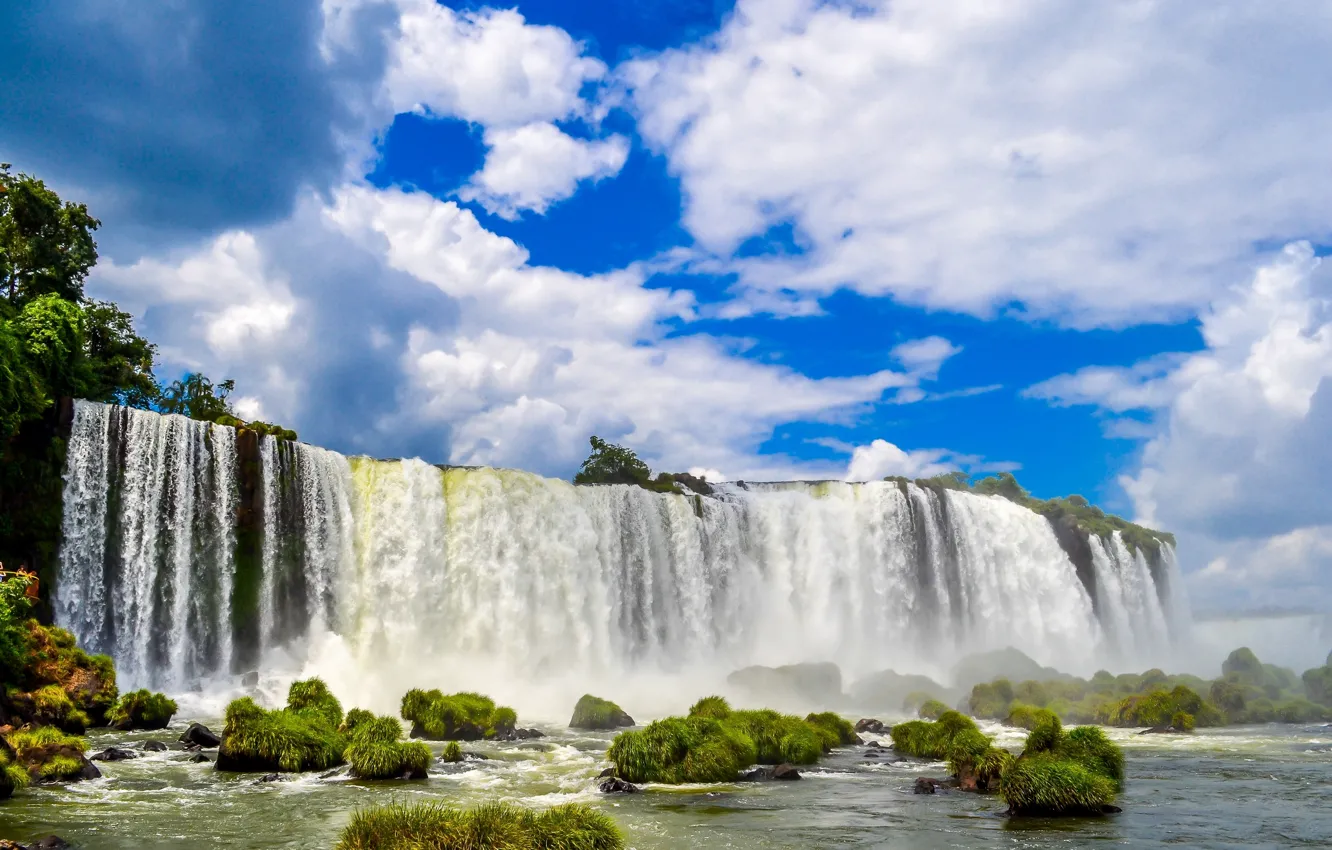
[4,0,1332,612]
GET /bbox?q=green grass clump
[400,689,518,740]
[688,696,731,720]
[1024,711,1063,754]
[890,711,979,759]
[1000,753,1117,815]
[108,689,178,730]
[38,754,84,780]
[1055,725,1124,789]
[340,708,376,736]
[218,695,347,773]
[917,699,949,720]
[336,801,625,850]
[24,684,89,733]
[804,712,857,749]
[0,750,30,799]
[1006,703,1039,729]
[344,713,431,780]
[287,678,343,729]
[8,725,86,755]
[6,725,89,784]
[1171,711,1195,732]
[570,695,631,730]
[607,716,756,784]
[967,679,1015,719]
[441,741,464,763]
[726,709,823,765]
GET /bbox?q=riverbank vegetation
[965,646,1331,730]
[337,801,625,850]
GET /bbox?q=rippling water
[0,722,1328,849]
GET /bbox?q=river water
[0,717,1327,849]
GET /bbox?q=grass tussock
[804,712,857,749]
[336,801,625,850]
[441,741,464,763]
[687,696,731,720]
[400,689,518,740]
[1000,754,1117,815]
[108,689,178,730]
[344,713,430,780]
[217,689,347,773]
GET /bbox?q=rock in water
[599,777,639,794]
[738,767,769,781]
[855,718,886,734]
[914,777,941,794]
[76,762,101,781]
[190,754,211,764]
[569,695,636,731]
[241,671,260,688]
[90,747,138,761]
[179,722,222,748]
[141,740,168,752]
[771,763,801,781]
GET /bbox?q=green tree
[0,164,100,305]
[574,436,653,486]
[81,300,158,408]
[14,293,87,399]
[0,321,45,442]
[158,372,235,422]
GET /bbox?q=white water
[55,401,1188,713]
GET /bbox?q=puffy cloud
[1029,243,1332,605]
[458,123,630,219]
[626,0,1332,325]
[385,1,607,127]
[844,440,962,482]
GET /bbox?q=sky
[3,0,1332,614]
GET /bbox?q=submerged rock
[257,773,282,783]
[180,722,221,749]
[737,764,802,781]
[141,740,168,752]
[771,763,801,781]
[189,754,211,764]
[599,777,638,794]
[914,777,941,794]
[855,719,886,734]
[90,747,138,762]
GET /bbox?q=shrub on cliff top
[108,689,177,730]
[343,714,431,780]
[400,689,518,740]
[336,801,624,850]
[570,695,634,731]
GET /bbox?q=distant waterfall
[56,401,1189,691]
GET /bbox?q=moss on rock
[336,801,624,850]
[569,695,635,731]
[108,689,177,731]
[6,725,93,783]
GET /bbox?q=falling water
[55,401,1189,694]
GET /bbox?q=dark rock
[1138,725,1181,735]
[863,751,879,758]
[771,763,801,781]
[599,777,639,794]
[516,728,544,740]
[1102,805,1123,814]
[190,754,211,764]
[854,735,865,745]
[671,472,714,496]
[141,740,168,752]
[90,747,138,762]
[462,752,489,761]
[30,838,72,850]
[914,777,941,794]
[241,671,260,688]
[855,719,886,734]
[737,767,770,781]
[865,740,882,749]
[257,773,282,783]
[180,722,222,749]
[76,762,102,781]
[489,727,545,742]
[598,767,615,778]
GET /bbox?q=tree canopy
[0,164,100,306]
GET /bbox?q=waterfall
[55,401,1190,695]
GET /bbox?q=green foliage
[1171,711,1195,732]
[8,724,86,755]
[108,689,178,730]
[804,712,857,748]
[726,709,822,765]
[400,689,517,740]
[79,300,158,407]
[1303,665,1332,707]
[340,708,376,736]
[688,695,731,720]
[0,164,100,305]
[343,713,431,780]
[0,578,35,681]
[158,372,235,422]
[574,436,652,486]
[900,691,940,713]
[37,754,85,780]
[1221,648,1263,684]
[890,711,979,759]
[1024,711,1063,755]
[441,741,463,763]
[15,294,86,398]
[0,749,30,798]
[1005,703,1039,729]
[917,699,949,720]
[336,801,625,850]
[972,472,1031,503]
[967,678,1015,719]
[607,716,755,784]
[219,695,347,773]
[1000,753,1117,816]
[287,677,343,730]
[1055,725,1125,790]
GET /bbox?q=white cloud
[1029,243,1332,606]
[844,439,962,482]
[891,335,960,377]
[458,123,630,219]
[626,0,1332,325]
[384,1,605,127]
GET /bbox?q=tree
[0,321,45,442]
[574,436,653,486]
[0,164,100,305]
[13,293,87,400]
[158,372,236,422]
[81,300,158,408]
